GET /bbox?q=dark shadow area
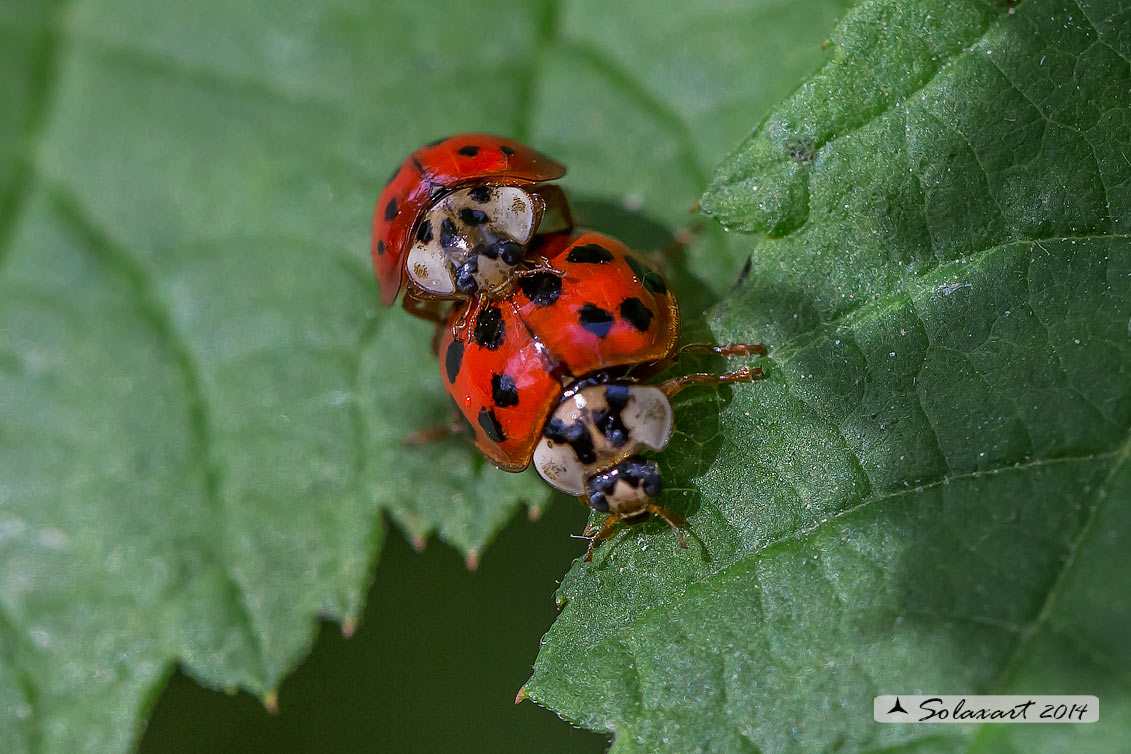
[139,501,608,754]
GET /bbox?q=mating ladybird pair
[371,134,763,560]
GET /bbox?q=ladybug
[371,134,573,320]
[436,231,764,560]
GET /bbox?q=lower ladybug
[436,231,764,560]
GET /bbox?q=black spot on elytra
[385,199,398,221]
[474,305,506,350]
[411,156,427,176]
[567,244,614,264]
[478,408,505,442]
[619,297,653,332]
[444,340,464,383]
[491,373,519,407]
[625,254,668,295]
[543,418,596,464]
[376,240,385,256]
[458,145,480,157]
[518,273,562,307]
[416,220,433,244]
[440,218,459,250]
[459,208,490,226]
[469,185,492,203]
[500,145,516,156]
[578,303,615,338]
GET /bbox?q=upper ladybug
[371,134,570,310]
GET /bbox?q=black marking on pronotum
[376,240,386,256]
[593,384,631,447]
[385,198,398,221]
[494,240,523,265]
[458,145,480,157]
[455,256,479,294]
[425,136,449,147]
[416,220,433,244]
[543,418,597,464]
[469,186,492,203]
[440,218,459,250]
[518,272,562,307]
[491,373,519,407]
[444,340,464,383]
[478,408,505,442]
[625,253,668,295]
[567,244,614,264]
[500,145,516,156]
[619,297,653,332]
[459,208,490,226]
[411,155,428,176]
[578,303,615,338]
[474,305,506,350]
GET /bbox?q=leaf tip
[528,504,543,521]
[411,535,427,552]
[341,617,357,638]
[514,686,528,705]
[263,691,279,715]
[465,548,480,571]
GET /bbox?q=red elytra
[371,134,566,306]
[437,231,680,471]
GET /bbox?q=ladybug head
[404,185,541,299]
[532,381,673,516]
[585,456,663,521]
[370,134,566,306]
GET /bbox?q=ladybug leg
[640,222,704,272]
[515,262,565,279]
[403,296,449,325]
[648,504,689,549]
[678,342,766,359]
[657,365,764,398]
[401,413,469,447]
[583,515,620,562]
[653,223,702,269]
[454,293,485,332]
[628,342,766,381]
[429,321,444,357]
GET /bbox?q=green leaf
[0,0,850,751]
[526,1,1131,752]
